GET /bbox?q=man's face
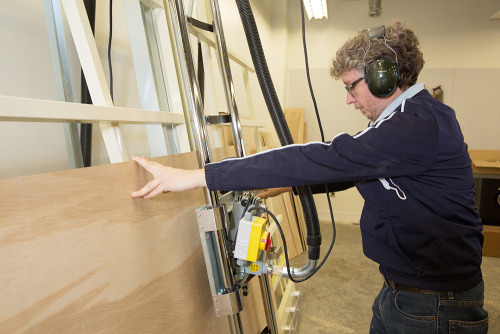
[340,69,388,122]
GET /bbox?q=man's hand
[131,155,206,199]
[255,187,292,199]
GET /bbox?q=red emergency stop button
[265,237,272,252]
[259,231,271,252]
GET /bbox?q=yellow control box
[234,216,271,262]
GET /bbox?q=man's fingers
[131,155,156,173]
[131,156,203,198]
[132,179,161,198]
[144,186,167,199]
[255,187,292,199]
[257,191,274,199]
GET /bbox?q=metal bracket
[266,246,282,260]
[212,290,244,317]
[195,205,226,231]
[205,114,232,125]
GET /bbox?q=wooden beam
[188,25,255,73]
[60,0,127,162]
[0,95,185,125]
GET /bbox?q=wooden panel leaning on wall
[0,147,267,334]
[259,124,308,255]
[284,108,306,144]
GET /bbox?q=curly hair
[330,19,424,90]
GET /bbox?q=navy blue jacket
[205,88,483,291]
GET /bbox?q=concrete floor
[291,221,500,333]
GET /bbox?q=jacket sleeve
[293,181,355,195]
[205,103,438,192]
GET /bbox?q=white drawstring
[378,178,407,200]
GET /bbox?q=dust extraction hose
[235,0,321,261]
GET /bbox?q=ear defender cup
[364,57,399,97]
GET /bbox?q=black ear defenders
[363,26,399,97]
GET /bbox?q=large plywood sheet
[0,147,265,333]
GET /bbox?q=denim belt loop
[383,275,397,292]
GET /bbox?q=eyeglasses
[345,77,364,97]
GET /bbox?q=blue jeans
[370,280,488,333]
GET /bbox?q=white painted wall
[0,2,73,178]
[0,1,144,178]
[0,0,275,179]
[214,0,275,125]
[283,0,500,222]
[287,0,500,69]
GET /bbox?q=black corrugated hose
[235,0,321,263]
[81,0,97,167]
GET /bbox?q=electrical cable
[261,0,336,282]
[108,0,113,101]
[235,0,322,264]
[234,0,339,282]
[248,204,333,283]
[300,1,324,142]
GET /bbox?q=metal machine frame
[40,0,300,333]
[166,1,279,333]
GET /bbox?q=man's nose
[346,92,356,104]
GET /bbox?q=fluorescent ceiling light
[369,0,382,17]
[303,0,328,20]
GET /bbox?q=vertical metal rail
[207,1,279,333]
[165,1,244,333]
[43,0,84,169]
[141,3,181,155]
[207,0,246,158]
[123,0,170,157]
[166,0,213,193]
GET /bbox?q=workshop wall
[1,0,498,222]
[0,0,275,179]
[284,0,500,222]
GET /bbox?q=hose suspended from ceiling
[235,0,321,266]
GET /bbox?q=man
[132,20,488,333]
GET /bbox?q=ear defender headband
[363,25,399,98]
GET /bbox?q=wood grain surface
[0,147,266,333]
[284,108,305,144]
[469,149,500,175]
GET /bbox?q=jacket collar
[371,82,425,126]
